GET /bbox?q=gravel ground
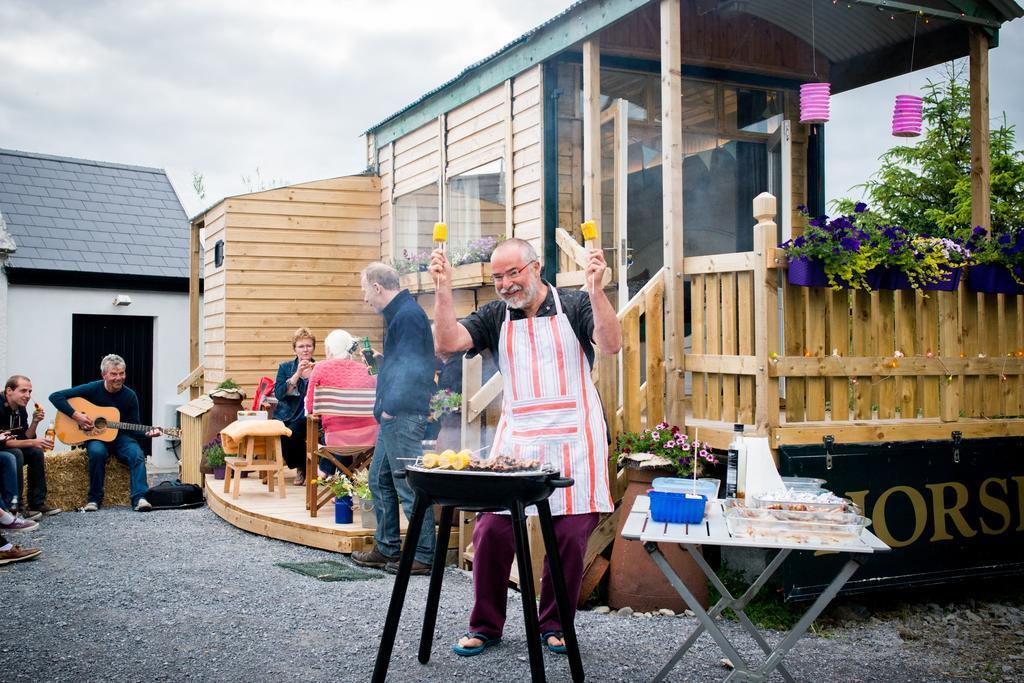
[3,503,1022,682]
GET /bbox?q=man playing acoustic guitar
[49,354,159,512]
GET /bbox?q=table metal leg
[511,501,547,683]
[371,493,431,683]
[644,542,749,681]
[418,504,455,664]
[652,545,794,683]
[685,546,796,683]
[750,558,862,681]
[535,500,585,683]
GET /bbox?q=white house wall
[4,284,194,468]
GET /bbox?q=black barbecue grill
[371,466,585,683]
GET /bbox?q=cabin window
[393,184,439,264]
[446,158,505,258]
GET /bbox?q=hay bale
[44,448,133,510]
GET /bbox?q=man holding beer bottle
[0,375,61,518]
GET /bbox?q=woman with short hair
[305,329,379,476]
[273,327,317,485]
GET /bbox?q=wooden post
[582,37,601,244]
[504,79,514,240]
[188,220,201,400]
[752,193,780,438]
[969,28,991,232]
[439,113,448,223]
[661,0,685,426]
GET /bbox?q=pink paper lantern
[892,94,923,137]
[800,82,831,124]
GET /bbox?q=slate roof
[0,148,189,278]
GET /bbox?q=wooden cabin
[189,0,1024,592]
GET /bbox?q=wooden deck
[204,474,459,555]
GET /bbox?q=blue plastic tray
[649,491,706,524]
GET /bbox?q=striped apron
[491,287,614,516]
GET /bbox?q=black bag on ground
[146,480,205,510]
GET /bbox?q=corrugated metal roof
[364,0,1021,136]
[363,0,588,134]
[0,148,190,278]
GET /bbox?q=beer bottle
[362,337,378,375]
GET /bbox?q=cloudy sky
[1,0,1022,218]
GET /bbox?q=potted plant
[780,204,886,290]
[876,230,973,291]
[313,472,354,524]
[609,422,716,613]
[450,235,500,266]
[203,437,227,480]
[350,467,375,529]
[206,377,248,446]
[968,226,1024,294]
[425,388,462,442]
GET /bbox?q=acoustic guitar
[54,397,182,444]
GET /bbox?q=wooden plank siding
[202,175,383,393]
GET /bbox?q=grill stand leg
[511,501,547,683]
[535,500,585,682]
[371,493,430,683]
[419,504,455,664]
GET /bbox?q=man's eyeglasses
[491,259,536,284]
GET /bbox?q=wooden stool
[223,434,286,499]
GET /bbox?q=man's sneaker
[385,559,432,576]
[0,545,42,565]
[26,503,61,517]
[351,547,398,569]
[133,498,152,512]
[82,501,99,512]
[0,516,39,532]
[12,509,42,522]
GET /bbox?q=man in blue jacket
[351,262,436,575]
[49,354,157,512]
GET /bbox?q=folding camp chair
[305,385,377,517]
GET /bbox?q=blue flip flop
[540,631,568,655]
[452,632,501,657]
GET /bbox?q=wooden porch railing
[688,192,1024,450]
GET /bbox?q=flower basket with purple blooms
[615,422,718,478]
[391,248,433,275]
[874,227,973,291]
[450,235,500,266]
[967,226,1024,294]
[428,388,462,422]
[780,203,887,290]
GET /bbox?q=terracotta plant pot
[607,467,709,613]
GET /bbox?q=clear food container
[724,513,867,544]
[723,498,863,524]
[779,476,828,492]
[749,490,857,515]
[652,477,719,500]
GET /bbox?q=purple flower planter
[880,267,962,292]
[787,257,882,290]
[213,465,226,480]
[968,265,1024,295]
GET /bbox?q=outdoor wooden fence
[688,192,1024,450]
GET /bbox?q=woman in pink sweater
[305,329,379,448]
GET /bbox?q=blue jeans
[369,414,435,564]
[0,450,17,510]
[86,435,149,506]
[3,446,46,509]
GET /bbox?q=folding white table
[621,496,890,682]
